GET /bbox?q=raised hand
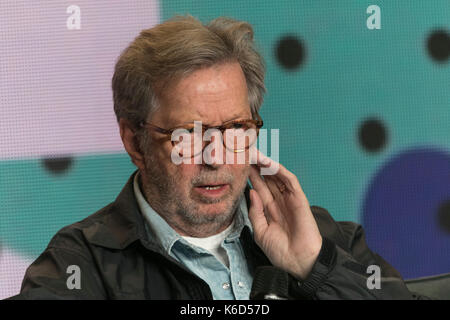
[248,151,323,280]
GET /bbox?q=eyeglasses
[139,114,263,159]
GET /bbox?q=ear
[119,118,145,170]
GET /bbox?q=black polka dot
[426,29,450,62]
[275,35,306,70]
[358,118,388,153]
[438,200,450,233]
[42,156,74,175]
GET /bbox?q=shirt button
[222,282,230,290]
[237,281,244,288]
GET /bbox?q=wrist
[291,237,323,280]
[289,237,337,299]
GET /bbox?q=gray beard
[139,152,247,237]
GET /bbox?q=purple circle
[362,148,450,279]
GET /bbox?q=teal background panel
[0,154,136,258]
[162,0,450,224]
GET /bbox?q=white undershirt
[182,220,235,268]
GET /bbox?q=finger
[248,189,268,240]
[249,165,284,224]
[262,177,286,222]
[253,150,272,167]
[264,174,286,200]
[250,149,271,167]
[265,168,311,223]
[255,151,301,194]
[264,175,304,227]
[249,165,274,208]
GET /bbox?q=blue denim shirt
[133,172,254,300]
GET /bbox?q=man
[16,15,418,300]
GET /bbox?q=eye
[231,122,245,129]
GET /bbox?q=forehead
[153,62,251,125]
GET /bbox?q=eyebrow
[173,114,250,127]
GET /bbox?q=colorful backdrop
[1,0,449,299]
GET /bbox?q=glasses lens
[223,121,258,153]
[172,126,203,159]
[171,120,259,159]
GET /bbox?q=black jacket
[15,172,419,300]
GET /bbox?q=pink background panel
[0,1,160,160]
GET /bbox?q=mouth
[193,183,230,198]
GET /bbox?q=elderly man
[17,16,417,300]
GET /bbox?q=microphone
[250,266,290,300]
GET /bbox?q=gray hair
[112,15,266,133]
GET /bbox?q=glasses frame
[138,113,263,157]
[139,113,263,141]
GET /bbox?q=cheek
[228,164,250,183]
[232,163,250,172]
[171,163,198,185]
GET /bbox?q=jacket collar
[82,170,253,253]
[82,170,152,250]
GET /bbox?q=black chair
[405,273,450,300]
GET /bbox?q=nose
[202,134,225,168]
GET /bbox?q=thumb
[248,189,268,238]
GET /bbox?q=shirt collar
[133,171,253,255]
[226,192,253,242]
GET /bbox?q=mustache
[191,171,235,186]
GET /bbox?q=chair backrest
[405,273,450,300]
